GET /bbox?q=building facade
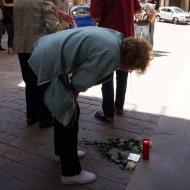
[65,0,190,12]
[160,0,190,11]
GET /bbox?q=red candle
[142,139,149,160]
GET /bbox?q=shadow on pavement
[154,50,170,57]
[0,86,190,190]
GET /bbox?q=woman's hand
[58,10,75,27]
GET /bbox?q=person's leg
[18,53,39,122]
[0,20,5,50]
[54,104,96,184]
[54,104,81,176]
[4,23,14,51]
[94,73,114,123]
[134,24,142,39]
[149,22,155,46]
[0,21,2,46]
[115,70,128,114]
[101,72,114,118]
[37,84,53,128]
[18,53,52,126]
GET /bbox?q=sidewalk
[0,52,158,190]
[0,22,190,190]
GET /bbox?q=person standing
[0,4,5,51]
[13,0,63,128]
[2,0,14,54]
[148,0,160,12]
[135,0,157,44]
[147,0,160,46]
[28,27,153,184]
[90,0,141,123]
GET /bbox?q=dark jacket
[2,0,13,24]
[149,0,160,11]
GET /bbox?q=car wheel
[173,17,179,24]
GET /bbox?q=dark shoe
[94,112,113,123]
[39,120,53,128]
[115,108,123,115]
[27,117,39,125]
[0,47,6,51]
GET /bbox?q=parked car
[156,6,190,24]
[70,5,95,27]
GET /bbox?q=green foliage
[81,137,141,170]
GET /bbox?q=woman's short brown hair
[121,37,153,74]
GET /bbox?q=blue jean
[4,22,14,48]
[101,70,128,118]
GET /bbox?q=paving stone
[169,179,190,190]
[86,176,126,190]
[10,126,53,145]
[38,175,90,190]
[4,149,54,173]
[0,156,46,187]
[0,134,18,145]
[0,130,9,139]
[80,108,92,115]
[78,97,101,106]
[79,147,130,173]
[0,170,15,189]
[9,136,32,150]
[2,179,36,190]
[78,101,90,108]
[0,106,25,119]
[116,123,144,135]
[25,142,54,161]
[3,149,31,162]
[125,168,173,190]
[81,156,131,185]
[0,143,12,155]
[0,121,17,132]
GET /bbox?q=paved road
[0,22,190,190]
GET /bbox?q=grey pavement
[0,22,190,190]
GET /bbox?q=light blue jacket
[29,26,123,126]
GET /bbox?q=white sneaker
[61,170,96,185]
[54,150,85,162]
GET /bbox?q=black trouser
[54,104,81,176]
[102,70,128,118]
[18,53,52,122]
[4,22,14,48]
[0,21,3,47]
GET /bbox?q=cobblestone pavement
[0,22,190,190]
